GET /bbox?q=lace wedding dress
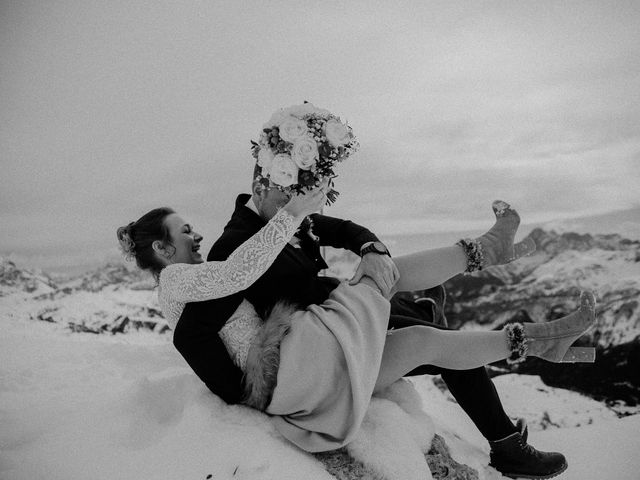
[158,208,298,369]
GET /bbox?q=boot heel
[560,347,596,363]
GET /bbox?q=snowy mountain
[62,261,157,292]
[0,258,57,297]
[4,227,637,342]
[0,257,167,335]
[445,228,640,347]
[1,227,639,479]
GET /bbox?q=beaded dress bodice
[158,208,299,369]
[217,300,263,370]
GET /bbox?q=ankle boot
[505,291,597,363]
[489,426,567,479]
[458,200,536,272]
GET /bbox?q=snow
[2,311,640,479]
[532,416,640,480]
[491,374,618,429]
[0,315,329,480]
[530,249,640,295]
[0,282,169,337]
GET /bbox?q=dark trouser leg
[388,290,568,478]
[406,363,516,441]
[388,309,516,442]
[390,285,448,327]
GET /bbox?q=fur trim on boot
[242,301,297,411]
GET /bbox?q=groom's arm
[311,213,399,293]
[310,213,380,255]
[173,296,246,404]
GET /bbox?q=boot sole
[501,461,568,479]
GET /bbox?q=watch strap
[360,241,390,257]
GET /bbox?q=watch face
[372,242,388,254]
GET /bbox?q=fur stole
[242,301,297,411]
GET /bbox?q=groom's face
[254,185,291,221]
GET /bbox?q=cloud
[1,0,639,267]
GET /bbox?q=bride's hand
[282,186,328,219]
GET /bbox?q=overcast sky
[2,0,639,269]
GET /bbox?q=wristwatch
[360,241,390,257]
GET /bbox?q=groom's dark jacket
[173,194,446,404]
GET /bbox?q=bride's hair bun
[116,207,176,279]
[116,222,136,260]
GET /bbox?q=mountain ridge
[444,227,640,347]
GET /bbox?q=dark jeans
[389,286,516,441]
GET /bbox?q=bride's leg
[393,245,467,292]
[374,326,510,392]
[373,291,597,392]
[392,200,535,292]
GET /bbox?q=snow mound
[2,311,639,480]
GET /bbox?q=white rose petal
[324,119,351,147]
[257,147,275,175]
[278,117,309,143]
[285,103,331,118]
[263,103,332,128]
[263,110,288,128]
[269,154,299,187]
[291,136,319,170]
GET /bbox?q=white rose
[263,110,288,128]
[290,136,319,170]
[285,103,331,118]
[278,116,309,143]
[257,147,275,175]
[323,118,351,147]
[269,154,299,187]
[263,103,332,128]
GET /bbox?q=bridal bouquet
[251,102,359,204]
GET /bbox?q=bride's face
[163,214,204,265]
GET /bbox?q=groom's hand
[349,254,399,296]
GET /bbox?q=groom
[173,165,567,479]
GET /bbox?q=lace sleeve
[159,209,300,303]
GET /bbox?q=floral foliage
[251,102,359,204]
